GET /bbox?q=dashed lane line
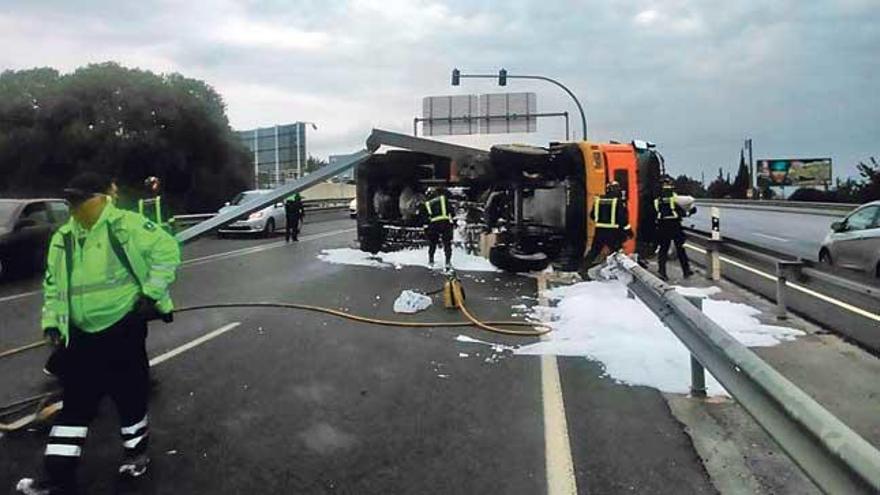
[0,227,355,304]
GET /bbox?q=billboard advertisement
[757,158,832,187]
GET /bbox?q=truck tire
[489,246,551,273]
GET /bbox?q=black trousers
[426,221,453,265]
[657,221,691,275]
[583,228,625,270]
[44,312,150,486]
[285,212,301,242]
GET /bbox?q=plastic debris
[393,290,433,314]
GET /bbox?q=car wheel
[489,246,551,273]
[263,219,275,238]
[819,249,832,266]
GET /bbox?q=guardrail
[694,199,857,218]
[615,253,880,494]
[682,228,880,352]
[172,198,354,230]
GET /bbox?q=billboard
[422,95,479,136]
[757,158,832,187]
[479,92,537,134]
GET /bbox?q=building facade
[236,123,307,189]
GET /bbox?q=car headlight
[248,211,266,221]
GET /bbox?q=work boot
[16,478,70,495]
[657,269,668,281]
[118,453,150,479]
[682,268,694,279]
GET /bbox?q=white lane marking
[3,322,242,431]
[537,274,578,495]
[0,289,41,304]
[753,233,790,243]
[183,228,355,267]
[149,322,241,366]
[0,227,356,303]
[684,244,880,323]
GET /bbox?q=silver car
[819,200,880,278]
[217,190,287,237]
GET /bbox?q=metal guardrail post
[684,295,708,398]
[775,261,804,321]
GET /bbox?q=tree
[304,155,328,174]
[672,174,706,198]
[706,167,732,198]
[730,149,750,199]
[855,157,880,202]
[0,63,250,213]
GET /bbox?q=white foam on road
[317,247,499,272]
[514,280,803,396]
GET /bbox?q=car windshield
[231,191,264,206]
[0,202,19,227]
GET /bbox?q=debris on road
[393,290,433,314]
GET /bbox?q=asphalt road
[0,210,715,494]
[686,206,839,261]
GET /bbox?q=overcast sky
[1,0,877,180]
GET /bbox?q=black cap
[63,172,111,206]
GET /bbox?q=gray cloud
[0,0,877,179]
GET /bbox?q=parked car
[217,190,287,237]
[0,199,70,279]
[349,198,357,219]
[819,200,880,278]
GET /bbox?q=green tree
[707,167,732,198]
[304,155,328,174]
[730,150,750,199]
[0,62,250,213]
[672,174,706,198]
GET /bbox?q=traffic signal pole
[452,69,588,141]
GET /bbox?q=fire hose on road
[0,275,549,432]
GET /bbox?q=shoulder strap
[106,223,142,290]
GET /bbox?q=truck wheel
[489,246,551,273]
[491,144,550,179]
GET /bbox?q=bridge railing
[172,198,354,231]
[694,199,858,218]
[615,253,880,494]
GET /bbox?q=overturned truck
[356,130,664,272]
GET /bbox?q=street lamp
[296,121,318,179]
[452,68,587,140]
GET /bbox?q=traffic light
[498,69,507,86]
[451,68,460,86]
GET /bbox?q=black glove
[134,296,163,322]
[44,328,63,347]
[625,229,635,239]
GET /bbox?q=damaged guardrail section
[613,254,880,494]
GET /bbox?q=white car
[218,189,287,237]
[349,198,357,219]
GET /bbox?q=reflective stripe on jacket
[593,197,619,229]
[41,203,181,344]
[654,194,680,220]
[138,195,174,230]
[425,196,450,223]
